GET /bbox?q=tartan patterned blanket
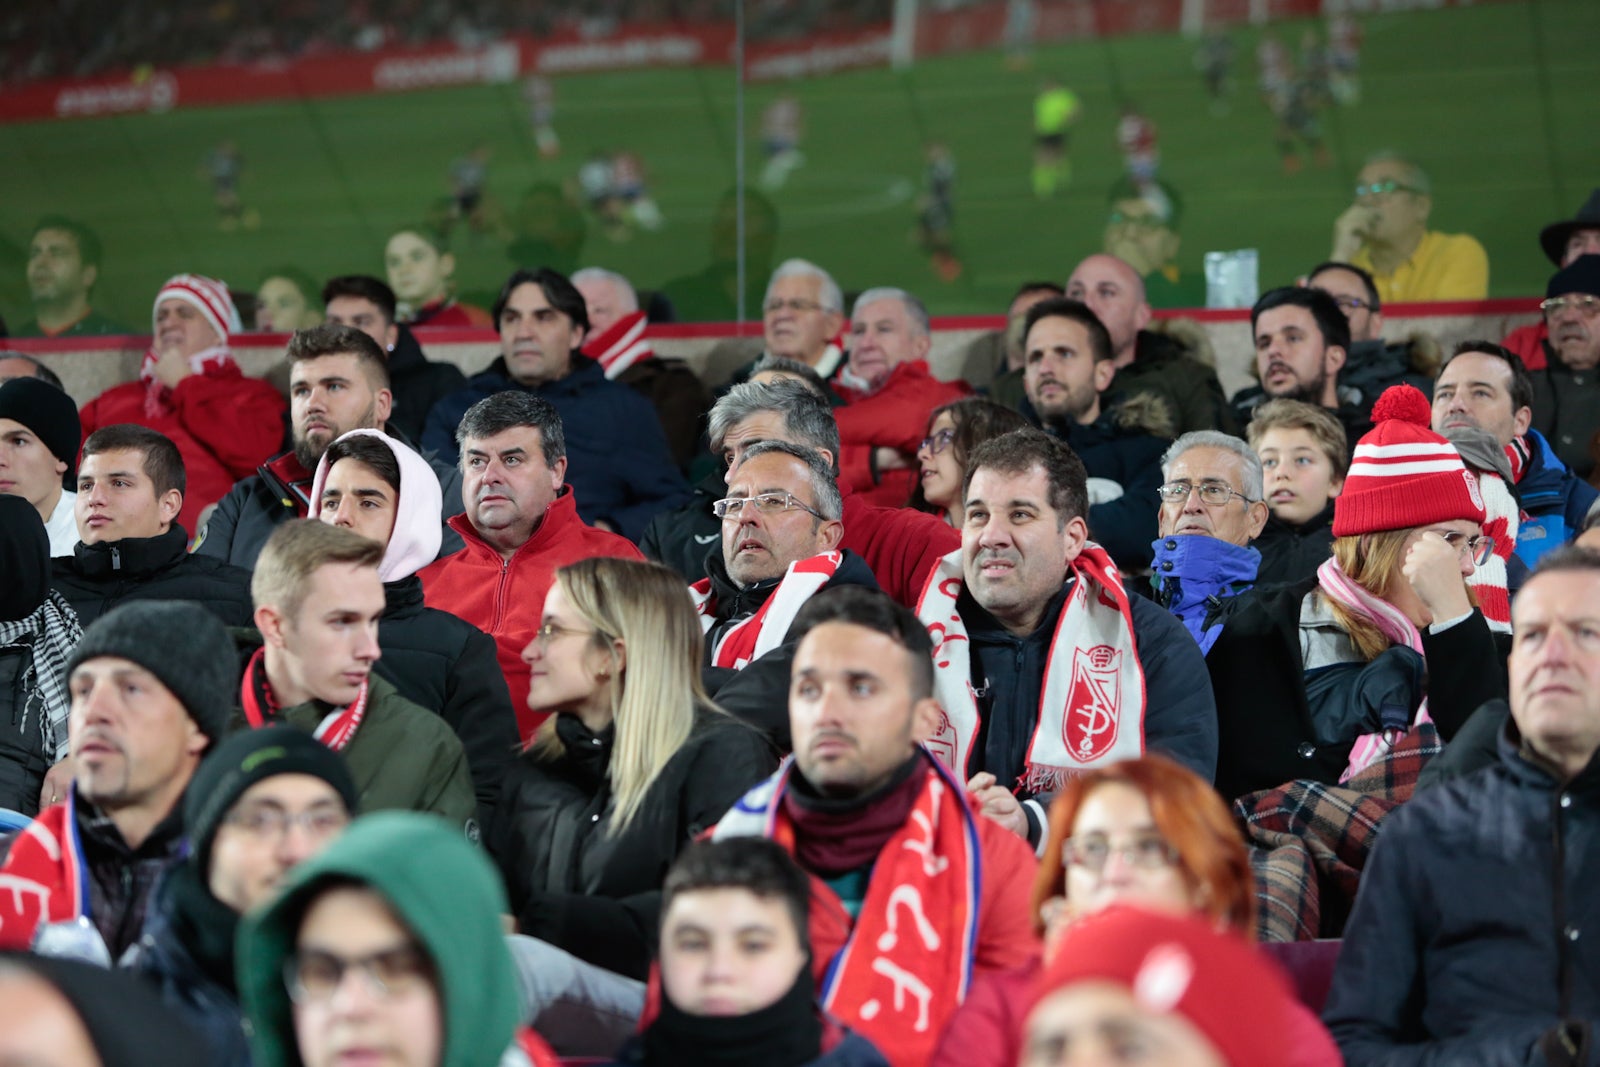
[1235,725,1442,942]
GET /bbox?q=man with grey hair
[835,286,971,505]
[642,378,958,605]
[419,391,643,739]
[719,259,848,390]
[573,266,710,470]
[1330,151,1488,302]
[691,439,882,749]
[1150,430,1268,654]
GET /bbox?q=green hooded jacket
[236,811,520,1067]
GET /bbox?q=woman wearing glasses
[486,557,776,1004]
[909,397,1030,526]
[933,755,1340,1067]
[1205,385,1510,800]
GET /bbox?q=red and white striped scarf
[914,545,1146,790]
[691,551,843,670]
[138,344,238,418]
[0,791,89,950]
[582,310,655,379]
[240,647,369,751]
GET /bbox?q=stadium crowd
[2,176,1600,1067]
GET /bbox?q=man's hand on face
[151,344,193,390]
[874,447,912,473]
[967,771,1029,839]
[1332,203,1378,260]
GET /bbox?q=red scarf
[714,754,981,1067]
[240,647,368,751]
[691,552,843,669]
[582,309,654,379]
[138,344,238,418]
[0,792,89,950]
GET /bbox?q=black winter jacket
[1046,399,1171,571]
[1325,719,1600,1064]
[385,325,468,444]
[51,525,254,629]
[377,575,521,823]
[1205,577,1510,800]
[639,469,723,582]
[487,708,776,980]
[699,550,883,752]
[1253,503,1336,587]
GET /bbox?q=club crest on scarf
[1065,644,1123,763]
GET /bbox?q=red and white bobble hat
[1332,384,1487,538]
[151,273,243,345]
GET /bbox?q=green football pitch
[2,0,1596,327]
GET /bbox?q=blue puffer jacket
[1515,429,1599,566]
[420,355,691,542]
[1149,534,1260,655]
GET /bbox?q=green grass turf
[1,0,1595,327]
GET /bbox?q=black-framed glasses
[1156,482,1258,507]
[1540,295,1600,318]
[1429,530,1497,568]
[919,428,956,455]
[285,945,434,1003]
[532,621,598,646]
[1354,179,1423,199]
[1062,834,1180,873]
[763,297,825,314]
[712,492,824,520]
[222,806,349,841]
[1327,295,1372,312]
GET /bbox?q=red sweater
[840,489,959,608]
[835,361,972,508]
[78,366,286,536]
[419,490,642,740]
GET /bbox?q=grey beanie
[65,600,238,746]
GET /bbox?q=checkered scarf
[0,592,83,763]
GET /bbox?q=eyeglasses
[285,944,434,1003]
[1540,294,1600,318]
[532,621,597,646]
[222,806,349,841]
[712,492,824,520]
[1156,482,1258,507]
[1354,179,1423,199]
[1427,529,1497,567]
[919,428,956,456]
[1327,295,1372,313]
[763,297,825,314]
[1062,834,1180,873]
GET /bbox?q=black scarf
[163,860,240,992]
[641,963,823,1067]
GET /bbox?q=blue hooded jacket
[1150,534,1260,655]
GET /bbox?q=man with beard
[1231,286,1374,440]
[1020,297,1169,570]
[1529,255,1600,480]
[196,323,462,569]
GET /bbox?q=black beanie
[185,725,360,876]
[65,600,237,746]
[0,951,211,1067]
[0,495,48,623]
[0,376,81,491]
[1547,253,1600,300]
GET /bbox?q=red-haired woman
[931,755,1340,1067]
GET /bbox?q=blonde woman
[486,556,775,985]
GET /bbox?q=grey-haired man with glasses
[1529,255,1600,480]
[693,439,881,750]
[130,726,359,1067]
[1150,431,1269,655]
[1328,151,1488,302]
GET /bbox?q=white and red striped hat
[151,273,243,344]
[1333,384,1486,537]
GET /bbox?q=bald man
[1065,253,1232,434]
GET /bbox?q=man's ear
[383,324,400,352]
[912,331,932,362]
[549,456,569,491]
[255,604,287,649]
[1325,344,1347,376]
[82,263,99,292]
[373,387,394,427]
[1092,358,1116,393]
[158,489,183,526]
[1133,301,1153,335]
[822,309,845,342]
[910,696,943,744]
[1247,500,1270,541]
[817,518,845,552]
[1513,405,1533,438]
[439,252,457,282]
[1061,514,1090,564]
[1327,475,1345,501]
[185,718,208,758]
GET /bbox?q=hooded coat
[309,430,521,821]
[237,812,533,1067]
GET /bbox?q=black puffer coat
[51,525,254,629]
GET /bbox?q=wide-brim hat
[1539,188,1600,267]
